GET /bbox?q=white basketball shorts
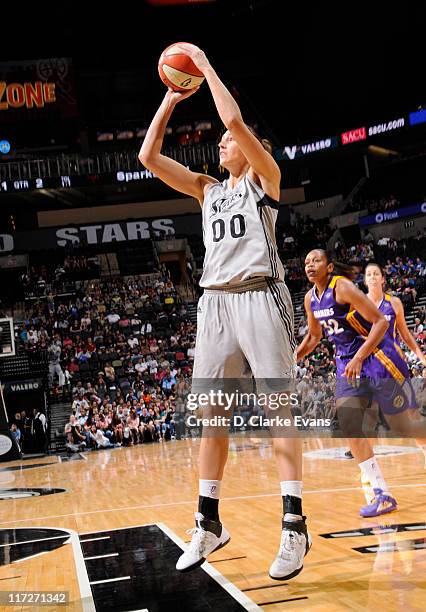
[192,279,296,391]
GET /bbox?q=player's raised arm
[178,43,280,201]
[296,291,323,362]
[138,88,218,206]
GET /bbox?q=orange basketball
[158,42,205,92]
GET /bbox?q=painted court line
[78,523,260,611]
[65,528,96,612]
[0,527,95,612]
[158,522,261,612]
[80,536,111,543]
[84,553,119,561]
[90,576,130,585]
[1,482,425,526]
[0,534,69,548]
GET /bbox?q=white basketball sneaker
[269,517,312,580]
[176,512,231,572]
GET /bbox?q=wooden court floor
[0,436,425,611]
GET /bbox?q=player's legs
[238,282,311,580]
[337,395,397,516]
[273,436,302,481]
[348,399,386,503]
[177,292,246,571]
[199,437,229,480]
[176,431,232,572]
[349,436,376,462]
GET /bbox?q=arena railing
[0,144,220,181]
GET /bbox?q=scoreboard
[0,169,160,193]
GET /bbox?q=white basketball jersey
[199,174,285,288]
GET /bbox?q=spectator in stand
[187,342,196,361]
[32,409,48,453]
[48,339,65,388]
[10,424,21,453]
[414,318,424,340]
[139,406,157,442]
[126,408,139,445]
[93,428,112,449]
[72,393,89,415]
[27,326,38,345]
[104,362,115,383]
[106,310,120,329]
[81,312,92,335]
[20,410,33,453]
[297,319,308,339]
[128,335,139,349]
[64,415,86,452]
[12,412,24,442]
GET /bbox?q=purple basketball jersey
[310,275,364,359]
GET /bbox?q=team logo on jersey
[210,193,243,218]
[313,307,335,318]
[393,394,405,409]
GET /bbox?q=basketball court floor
[0,436,425,611]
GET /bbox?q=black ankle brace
[198,495,219,521]
[283,494,303,516]
[281,516,307,536]
[198,516,222,538]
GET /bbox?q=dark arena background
[0,1,425,610]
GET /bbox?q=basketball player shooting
[139,42,311,581]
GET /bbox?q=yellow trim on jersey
[381,293,396,337]
[329,275,345,289]
[373,349,405,385]
[346,311,405,384]
[346,310,368,338]
[394,342,406,361]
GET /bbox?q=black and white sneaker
[269,517,312,580]
[176,512,231,572]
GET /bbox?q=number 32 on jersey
[321,318,344,336]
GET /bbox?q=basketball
[158,42,205,92]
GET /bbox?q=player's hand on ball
[166,86,200,105]
[177,43,210,72]
[344,356,363,387]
